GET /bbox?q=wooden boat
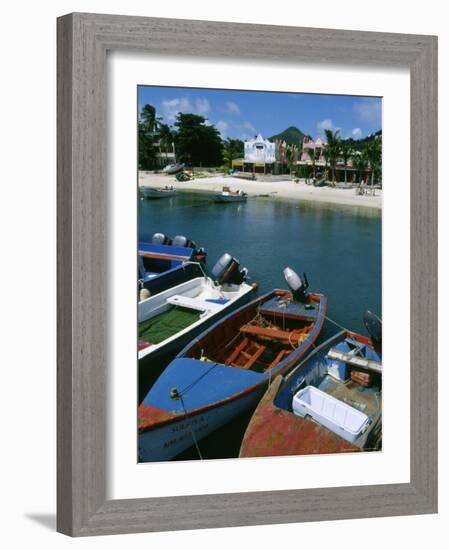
[239,319,382,458]
[138,269,327,462]
[214,186,247,203]
[138,233,206,297]
[162,162,185,174]
[138,253,255,400]
[141,186,177,199]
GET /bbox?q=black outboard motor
[172,235,196,249]
[211,253,248,285]
[151,232,172,245]
[364,310,382,352]
[283,267,309,302]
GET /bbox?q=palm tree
[365,137,382,185]
[352,151,368,184]
[322,147,330,182]
[324,129,341,185]
[140,104,159,134]
[222,138,244,171]
[340,141,354,184]
[158,123,174,162]
[286,145,297,175]
[307,147,320,180]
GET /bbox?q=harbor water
[138,191,382,460]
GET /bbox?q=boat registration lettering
[172,416,206,433]
[163,419,209,449]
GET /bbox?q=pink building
[300,136,327,165]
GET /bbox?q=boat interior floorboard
[317,375,381,417]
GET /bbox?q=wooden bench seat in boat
[166,294,223,313]
[326,348,382,374]
[240,323,306,342]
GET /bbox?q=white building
[233,133,287,174]
[244,133,277,164]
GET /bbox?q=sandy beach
[138,172,382,211]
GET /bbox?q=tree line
[138,104,243,170]
[139,103,382,184]
[304,129,382,185]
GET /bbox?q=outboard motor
[211,253,248,285]
[283,267,309,302]
[363,310,382,352]
[151,232,172,245]
[172,235,196,249]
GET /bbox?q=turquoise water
[139,192,382,334]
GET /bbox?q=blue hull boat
[138,233,206,297]
[240,321,382,458]
[138,271,327,462]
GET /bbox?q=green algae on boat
[138,306,201,345]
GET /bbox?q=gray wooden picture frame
[57,12,438,537]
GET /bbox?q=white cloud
[351,127,362,139]
[215,120,229,136]
[317,119,335,132]
[161,97,211,123]
[353,99,382,127]
[236,121,257,140]
[316,119,341,138]
[224,101,240,115]
[195,98,211,115]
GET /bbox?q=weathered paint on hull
[139,386,265,462]
[239,377,359,458]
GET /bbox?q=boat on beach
[138,268,327,462]
[239,313,382,458]
[138,233,206,297]
[141,185,177,199]
[138,253,255,400]
[162,162,185,174]
[215,186,247,203]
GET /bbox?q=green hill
[269,126,307,145]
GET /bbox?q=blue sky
[138,86,381,141]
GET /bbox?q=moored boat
[215,186,247,203]
[138,268,327,462]
[138,232,206,297]
[239,313,382,458]
[141,185,177,199]
[138,253,255,400]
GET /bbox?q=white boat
[214,186,247,203]
[162,162,185,174]
[138,254,255,399]
[141,186,177,199]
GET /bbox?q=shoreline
[138,172,382,212]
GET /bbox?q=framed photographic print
[57,13,437,536]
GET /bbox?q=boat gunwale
[139,291,327,433]
[239,330,382,456]
[138,277,255,360]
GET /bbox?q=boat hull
[239,331,382,458]
[141,188,177,199]
[139,385,265,461]
[163,163,185,174]
[138,289,327,457]
[141,262,204,297]
[214,194,247,203]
